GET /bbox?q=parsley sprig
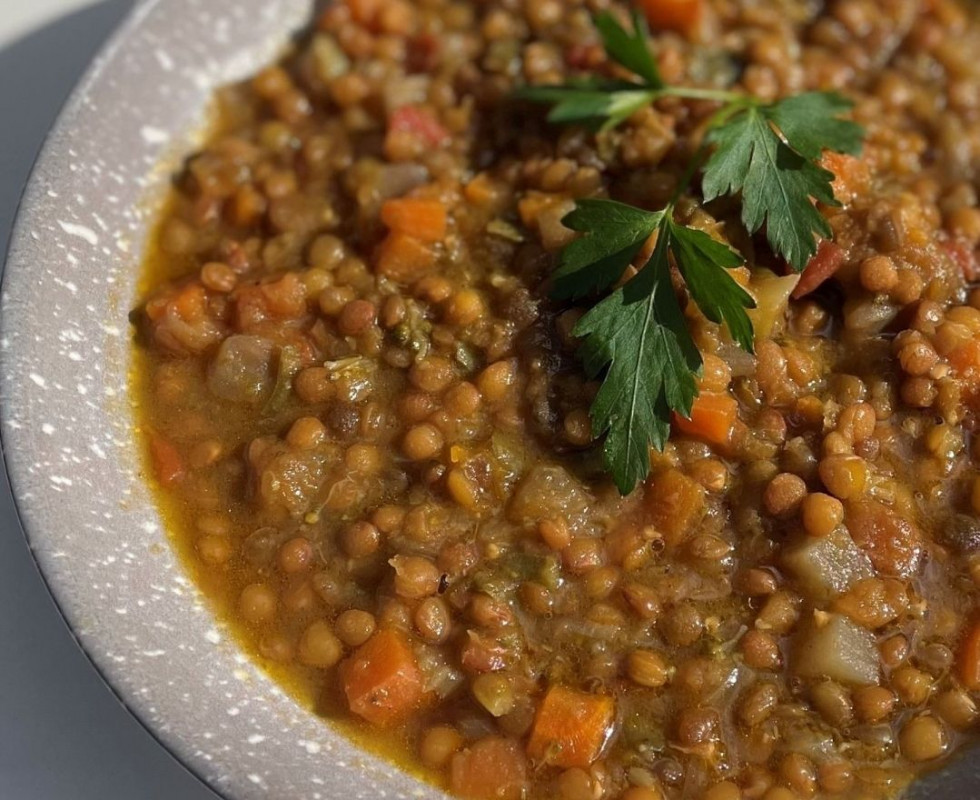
[517,10,864,493]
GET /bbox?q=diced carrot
[381,198,448,242]
[672,391,739,448]
[450,737,527,800]
[527,686,616,769]
[949,339,980,379]
[637,0,703,36]
[959,618,980,690]
[388,106,449,147]
[821,152,871,206]
[792,240,845,299]
[148,433,185,487]
[376,232,436,283]
[340,629,425,726]
[845,499,924,578]
[643,466,705,547]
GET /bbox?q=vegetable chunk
[450,737,527,800]
[793,613,879,685]
[381,197,448,242]
[846,500,924,578]
[643,467,706,546]
[527,685,616,768]
[673,391,739,448]
[340,629,425,725]
[781,528,873,601]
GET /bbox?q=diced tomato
[388,106,449,147]
[944,239,980,282]
[148,433,185,487]
[792,240,845,299]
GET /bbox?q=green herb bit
[702,92,863,270]
[564,200,753,493]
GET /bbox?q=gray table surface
[0,2,216,797]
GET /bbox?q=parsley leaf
[513,12,866,492]
[574,226,700,494]
[594,10,663,88]
[515,12,663,131]
[559,201,752,492]
[701,95,863,271]
[553,199,663,300]
[667,220,755,352]
[515,83,658,132]
[765,92,864,161]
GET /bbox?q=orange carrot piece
[527,686,616,769]
[148,433,185,487]
[464,173,499,209]
[376,232,436,283]
[381,197,448,242]
[643,466,705,546]
[949,339,980,379]
[822,151,871,205]
[792,240,845,299]
[673,391,739,448]
[638,0,703,36]
[340,629,425,726]
[450,737,527,800]
[959,619,980,690]
[845,499,924,578]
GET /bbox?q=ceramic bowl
[0,1,977,798]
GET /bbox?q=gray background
[0,1,214,797]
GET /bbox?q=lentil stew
[133,0,980,798]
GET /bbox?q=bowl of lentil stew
[8,0,980,798]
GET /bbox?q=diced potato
[781,527,873,601]
[747,269,800,340]
[207,335,276,403]
[793,613,880,685]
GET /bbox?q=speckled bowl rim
[0,1,446,798]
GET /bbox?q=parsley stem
[657,86,745,104]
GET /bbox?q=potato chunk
[793,613,880,685]
[781,527,873,601]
